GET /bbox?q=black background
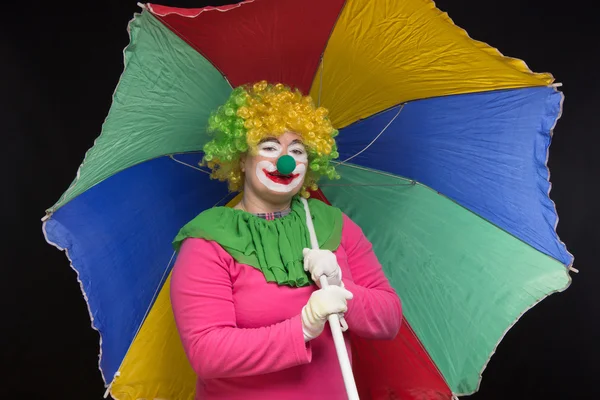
[2,0,598,399]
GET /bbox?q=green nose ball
[276,155,296,175]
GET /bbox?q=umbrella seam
[43,151,206,218]
[310,0,349,101]
[317,60,324,107]
[337,86,555,130]
[150,12,234,89]
[402,315,455,397]
[106,251,177,398]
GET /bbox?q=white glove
[301,285,353,341]
[303,248,343,287]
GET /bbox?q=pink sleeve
[340,214,402,340]
[170,238,312,379]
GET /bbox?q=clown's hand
[301,285,353,342]
[303,248,343,287]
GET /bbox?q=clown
[171,81,402,399]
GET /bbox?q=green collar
[173,197,343,287]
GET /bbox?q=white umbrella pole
[300,198,360,400]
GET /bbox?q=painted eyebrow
[258,138,304,146]
[258,137,279,144]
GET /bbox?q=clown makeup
[256,161,307,192]
[254,137,308,193]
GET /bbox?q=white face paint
[256,160,307,193]
[287,142,308,163]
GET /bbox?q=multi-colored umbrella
[42,1,574,399]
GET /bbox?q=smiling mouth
[264,169,299,184]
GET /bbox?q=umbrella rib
[213,192,238,208]
[317,60,324,107]
[169,155,211,174]
[337,163,414,181]
[335,103,405,166]
[310,0,349,104]
[320,182,415,187]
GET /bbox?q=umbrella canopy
[43,1,573,399]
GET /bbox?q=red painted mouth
[264,169,299,185]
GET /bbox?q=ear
[239,153,247,172]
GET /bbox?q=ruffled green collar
[173,197,343,287]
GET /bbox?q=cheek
[293,163,307,177]
[297,155,308,164]
[254,160,276,179]
[243,155,263,173]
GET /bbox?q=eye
[257,143,283,158]
[288,146,308,163]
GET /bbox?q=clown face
[241,132,308,202]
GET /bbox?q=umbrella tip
[569,266,579,274]
[137,2,146,10]
[103,371,121,398]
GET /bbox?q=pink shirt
[170,214,402,399]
